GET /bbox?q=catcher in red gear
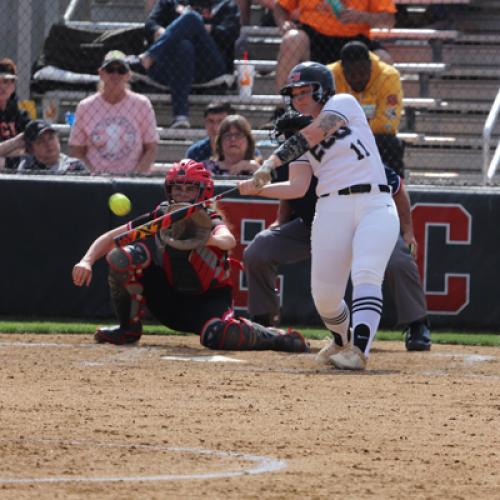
[72,159,308,352]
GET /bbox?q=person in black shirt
[0,58,30,169]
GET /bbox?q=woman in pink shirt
[69,51,159,175]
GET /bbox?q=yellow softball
[108,193,131,216]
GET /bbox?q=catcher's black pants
[139,264,233,334]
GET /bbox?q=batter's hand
[238,179,262,196]
[72,261,93,287]
[252,159,274,188]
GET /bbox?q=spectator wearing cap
[0,58,30,169]
[328,40,405,176]
[69,51,159,175]
[126,0,240,129]
[0,119,87,173]
[185,101,235,161]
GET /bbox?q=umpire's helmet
[165,159,214,202]
[280,62,335,107]
[271,110,313,143]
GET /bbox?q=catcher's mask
[270,110,313,144]
[280,61,335,110]
[165,159,215,203]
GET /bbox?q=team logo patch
[387,94,398,105]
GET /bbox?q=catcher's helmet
[165,159,214,202]
[280,62,335,107]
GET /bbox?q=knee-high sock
[321,300,350,347]
[352,284,383,357]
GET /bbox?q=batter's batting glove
[252,159,274,189]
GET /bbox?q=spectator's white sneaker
[330,345,367,371]
[170,116,190,129]
[316,337,341,365]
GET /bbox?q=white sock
[352,284,383,357]
[321,300,350,347]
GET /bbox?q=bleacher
[34,0,500,184]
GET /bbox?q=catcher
[72,159,308,352]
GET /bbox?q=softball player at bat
[72,160,307,352]
[239,61,400,370]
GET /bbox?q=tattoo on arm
[317,113,345,139]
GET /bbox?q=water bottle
[65,111,75,127]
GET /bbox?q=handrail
[482,87,500,184]
[63,0,89,24]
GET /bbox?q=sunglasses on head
[104,65,128,74]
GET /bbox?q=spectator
[243,110,430,352]
[0,120,87,173]
[0,58,30,169]
[185,101,235,161]
[205,114,260,175]
[69,51,158,175]
[273,0,396,93]
[328,40,405,176]
[127,0,240,129]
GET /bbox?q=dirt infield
[0,333,498,499]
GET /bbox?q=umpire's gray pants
[244,218,427,326]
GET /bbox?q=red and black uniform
[127,203,234,333]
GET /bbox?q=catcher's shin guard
[100,244,150,345]
[200,317,309,352]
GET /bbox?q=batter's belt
[320,184,390,198]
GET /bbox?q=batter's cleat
[273,328,310,353]
[405,321,431,351]
[316,337,341,365]
[330,345,367,371]
[95,322,143,345]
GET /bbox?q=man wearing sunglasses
[69,51,159,175]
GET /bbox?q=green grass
[0,319,498,347]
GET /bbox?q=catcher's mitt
[158,203,212,251]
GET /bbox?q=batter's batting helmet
[280,62,335,107]
[165,159,215,202]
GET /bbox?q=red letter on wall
[412,203,471,314]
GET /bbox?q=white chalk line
[0,440,287,485]
[161,355,246,363]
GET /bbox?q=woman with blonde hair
[69,50,158,175]
[205,114,260,176]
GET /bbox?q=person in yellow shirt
[328,40,405,176]
[273,0,396,92]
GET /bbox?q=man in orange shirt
[273,0,396,92]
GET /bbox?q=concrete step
[90,1,146,23]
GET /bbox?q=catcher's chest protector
[162,245,232,295]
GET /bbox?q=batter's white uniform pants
[311,190,400,317]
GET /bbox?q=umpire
[243,110,431,351]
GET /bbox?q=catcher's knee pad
[107,243,152,276]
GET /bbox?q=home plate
[161,355,246,363]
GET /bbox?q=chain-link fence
[1,0,500,181]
